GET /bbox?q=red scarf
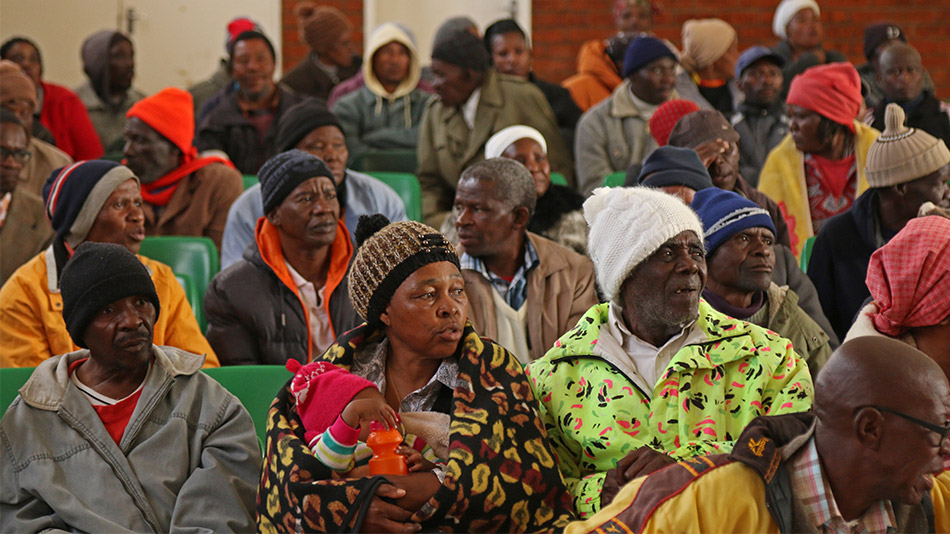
[137,149,235,206]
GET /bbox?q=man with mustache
[205,150,360,365]
[525,186,813,519]
[691,187,831,376]
[0,160,217,367]
[1,242,260,532]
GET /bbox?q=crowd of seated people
[1,1,949,532]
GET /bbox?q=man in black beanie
[1,241,261,533]
[219,100,407,268]
[417,29,573,228]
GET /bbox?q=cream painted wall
[0,0,282,95]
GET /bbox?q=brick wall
[281,0,949,96]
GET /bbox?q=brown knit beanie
[296,2,352,54]
[866,103,950,187]
[348,214,460,325]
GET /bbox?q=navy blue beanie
[638,146,714,191]
[259,149,335,214]
[623,36,676,78]
[432,30,490,72]
[690,188,776,254]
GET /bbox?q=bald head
[877,42,924,103]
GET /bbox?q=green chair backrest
[174,273,204,331]
[800,235,817,274]
[242,175,259,191]
[367,172,423,222]
[1,367,34,414]
[139,236,219,321]
[350,149,418,174]
[602,171,625,187]
[550,172,568,186]
[203,365,292,452]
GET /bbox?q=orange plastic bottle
[366,421,408,475]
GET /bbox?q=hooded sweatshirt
[331,23,432,158]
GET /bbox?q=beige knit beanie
[866,103,950,187]
[296,2,352,54]
[680,19,737,73]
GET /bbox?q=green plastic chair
[800,235,817,274]
[174,273,204,331]
[602,171,625,187]
[550,172,568,186]
[139,236,219,322]
[1,367,34,414]
[242,175,259,191]
[203,365,292,453]
[367,172,423,222]
[350,149,418,174]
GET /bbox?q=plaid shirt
[459,239,540,310]
[788,437,895,534]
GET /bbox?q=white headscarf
[484,125,547,159]
[772,0,820,39]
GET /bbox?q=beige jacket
[21,137,72,197]
[462,232,598,362]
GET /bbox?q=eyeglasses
[871,405,950,445]
[0,147,32,164]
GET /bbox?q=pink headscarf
[866,216,950,336]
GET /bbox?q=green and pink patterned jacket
[525,301,814,518]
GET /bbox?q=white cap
[484,125,547,159]
[773,0,820,39]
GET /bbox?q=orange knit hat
[126,87,195,156]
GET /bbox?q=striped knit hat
[866,103,950,188]
[42,161,139,248]
[690,187,775,254]
[348,214,459,324]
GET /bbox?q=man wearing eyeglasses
[0,110,51,285]
[565,336,950,533]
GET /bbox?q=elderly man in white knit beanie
[525,186,814,519]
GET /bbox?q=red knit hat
[786,62,862,133]
[126,87,196,156]
[649,99,700,146]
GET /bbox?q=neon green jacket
[525,301,814,518]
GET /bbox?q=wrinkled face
[708,227,775,294]
[501,138,550,197]
[431,59,480,108]
[619,230,707,330]
[454,177,520,258]
[738,59,783,107]
[83,295,155,368]
[707,140,740,191]
[122,117,180,184]
[900,165,950,212]
[84,179,146,254]
[267,176,340,249]
[711,39,740,81]
[4,41,42,86]
[786,8,822,50]
[231,38,276,100]
[296,125,348,185]
[380,261,467,360]
[372,41,411,88]
[615,1,654,33]
[0,121,29,195]
[324,30,356,68]
[787,104,828,154]
[108,39,135,93]
[629,56,676,105]
[490,32,531,79]
[878,47,924,103]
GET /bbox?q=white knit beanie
[866,104,950,187]
[773,0,820,39]
[584,187,704,303]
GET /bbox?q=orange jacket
[562,39,624,112]
[0,247,218,368]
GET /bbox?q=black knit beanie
[275,100,343,153]
[348,214,460,325]
[259,149,335,214]
[60,242,160,349]
[432,30,490,72]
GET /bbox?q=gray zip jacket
[1,346,261,533]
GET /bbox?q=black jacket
[872,91,950,148]
[808,189,883,341]
[204,240,360,366]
